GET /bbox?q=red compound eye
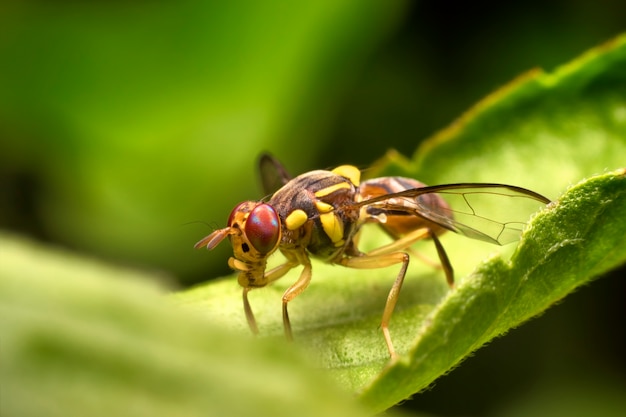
[244,204,280,255]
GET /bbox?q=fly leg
[370,227,454,287]
[381,229,441,270]
[429,232,454,287]
[242,261,298,335]
[280,252,312,340]
[341,227,454,358]
[339,251,409,359]
[242,287,259,334]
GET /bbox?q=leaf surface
[179,34,626,412]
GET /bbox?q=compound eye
[244,204,280,255]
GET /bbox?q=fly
[195,153,551,359]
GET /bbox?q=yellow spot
[332,165,360,186]
[320,212,344,244]
[285,209,308,230]
[314,182,351,198]
[315,201,334,213]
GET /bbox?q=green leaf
[0,233,368,417]
[360,169,626,411]
[177,34,626,413]
[4,26,625,416]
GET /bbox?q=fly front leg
[242,261,298,336]
[281,254,312,340]
[242,287,259,335]
[339,251,410,359]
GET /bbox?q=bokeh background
[1,1,625,415]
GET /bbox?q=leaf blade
[359,170,626,411]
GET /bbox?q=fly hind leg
[371,227,454,287]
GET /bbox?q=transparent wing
[359,183,551,245]
[258,153,292,196]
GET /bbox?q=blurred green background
[1,1,625,415]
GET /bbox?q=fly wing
[360,183,551,245]
[258,153,292,197]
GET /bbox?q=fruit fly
[195,154,550,358]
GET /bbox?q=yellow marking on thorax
[332,165,361,186]
[314,182,351,198]
[285,209,308,230]
[319,212,344,246]
[315,201,334,213]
